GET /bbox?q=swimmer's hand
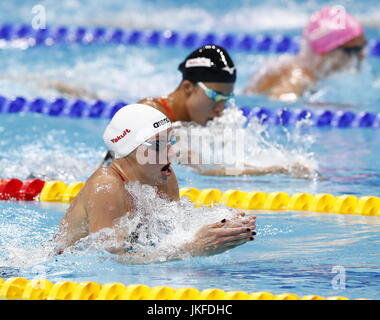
[288,162,325,179]
[187,214,256,257]
[113,214,256,264]
[264,162,323,179]
[286,162,311,178]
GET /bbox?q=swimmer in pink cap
[244,6,367,102]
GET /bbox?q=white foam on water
[26,1,380,31]
[65,181,241,264]
[173,106,319,179]
[0,207,57,269]
[0,45,180,101]
[0,141,102,182]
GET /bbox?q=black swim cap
[178,45,236,83]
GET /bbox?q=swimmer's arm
[267,69,316,101]
[176,144,311,178]
[177,143,315,178]
[85,177,129,233]
[195,163,315,179]
[196,165,288,176]
[243,69,280,95]
[115,216,256,264]
[184,155,290,176]
[244,65,315,102]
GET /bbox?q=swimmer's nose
[212,102,225,118]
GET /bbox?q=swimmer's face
[340,34,367,61]
[184,81,235,126]
[133,128,176,185]
[323,34,367,72]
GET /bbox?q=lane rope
[1,22,377,303]
[2,95,380,129]
[1,178,379,216]
[0,276,357,300]
[0,181,375,301]
[1,23,379,56]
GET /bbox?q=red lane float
[16,179,46,200]
[0,178,23,200]
[0,179,45,201]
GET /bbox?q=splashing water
[0,105,318,182]
[0,142,102,182]
[0,181,242,269]
[0,205,58,271]
[172,105,319,179]
[65,182,240,264]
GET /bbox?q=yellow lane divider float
[37,182,380,216]
[1,184,374,301]
[1,178,379,216]
[0,277,354,300]
[40,181,84,203]
[180,187,380,216]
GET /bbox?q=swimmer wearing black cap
[100,45,313,178]
[101,45,235,165]
[142,44,236,126]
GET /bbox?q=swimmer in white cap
[54,104,256,259]
[100,45,236,165]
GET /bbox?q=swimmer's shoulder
[138,97,169,118]
[84,168,134,213]
[245,56,306,94]
[138,97,161,107]
[252,63,315,100]
[244,60,288,94]
[84,167,128,197]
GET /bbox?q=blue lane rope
[1,23,380,56]
[1,95,380,129]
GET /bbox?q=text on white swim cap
[153,117,170,128]
[110,128,131,143]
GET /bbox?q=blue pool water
[1,0,380,299]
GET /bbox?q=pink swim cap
[303,6,364,54]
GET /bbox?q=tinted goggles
[197,82,234,103]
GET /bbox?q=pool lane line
[1,23,379,57]
[2,95,380,129]
[1,179,379,217]
[0,276,358,300]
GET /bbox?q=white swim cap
[103,104,172,159]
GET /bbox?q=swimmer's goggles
[339,41,367,55]
[197,82,234,103]
[142,136,177,152]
